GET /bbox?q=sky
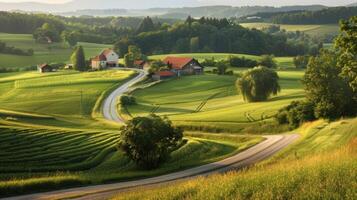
[0,0,355,6]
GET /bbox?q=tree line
[0,41,33,56]
[270,7,357,24]
[115,16,319,57]
[276,16,357,128]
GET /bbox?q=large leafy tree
[71,45,86,71]
[119,115,183,169]
[236,66,280,102]
[124,45,143,67]
[259,55,277,68]
[302,50,355,119]
[335,16,357,100]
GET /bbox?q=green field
[0,68,264,197]
[0,33,112,68]
[0,126,262,197]
[0,70,135,129]
[149,53,295,68]
[126,70,304,133]
[112,118,357,200]
[240,23,340,36]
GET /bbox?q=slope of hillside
[111,118,357,200]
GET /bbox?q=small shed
[37,63,53,73]
[152,70,176,81]
[134,60,150,70]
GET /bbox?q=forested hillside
[0,11,321,57]
[240,7,357,24]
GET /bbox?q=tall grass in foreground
[112,138,357,200]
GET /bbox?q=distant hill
[241,7,357,24]
[0,0,327,18]
[347,2,357,6]
[59,5,326,18]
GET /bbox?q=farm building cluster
[37,48,204,79]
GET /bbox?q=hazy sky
[0,0,355,6]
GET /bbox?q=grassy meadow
[0,33,112,68]
[0,128,262,197]
[0,61,266,197]
[126,68,304,133]
[112,118,357,200]
[0,70,135,129]
[240,23,340,37]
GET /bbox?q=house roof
[101,49,115,57]
[134,60,146,66]
[163,57,194,70]
[38,63,51,69]
[92,54,107,61]
[156,70,175,77]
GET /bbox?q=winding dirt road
[2,68,300,200]
[102,68,147,123]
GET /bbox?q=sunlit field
[0,33,112,68]
[112,118,357,200]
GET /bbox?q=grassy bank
[111,118,357,200]
[0,130,262,197]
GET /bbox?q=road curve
[3,134,299,200]
[2,70,300,200]
[102,68,147,123]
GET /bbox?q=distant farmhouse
[134,60,150,70]
[153,56,204,80]
[37,63,54,73]
[91,49,119,70]
[163,57,203,76]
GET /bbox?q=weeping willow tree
[236,66,280,102]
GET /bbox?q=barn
[163,57,204,76]
[37,63,53,73]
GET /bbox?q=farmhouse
[91,49,119,70]
[152,70,176,81]
[163,57,203,76]
[134,60,150,70]
[37,63,53,73]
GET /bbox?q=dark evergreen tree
[136,16,155,33]
[71,46,86,71]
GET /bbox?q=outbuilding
[152,70,176,81]
[37,63,53,73]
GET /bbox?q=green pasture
[149,53,294,68]
[0,125,262,197]
[240,23,340,36]
[0,70,135,129]
[126,70,304,133]
[0,33,112,68]
[111,118,357,200]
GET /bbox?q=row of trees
[271,7,357,24]
[277,16,357,128]
[0,41,33,56]
[114,16,317,57]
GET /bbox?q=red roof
[156,70,175,77]
[101,49,115,56]
[38,63,51,69]
[92,54,107,61]
[163,57,194,70]
[134,60,146,66]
